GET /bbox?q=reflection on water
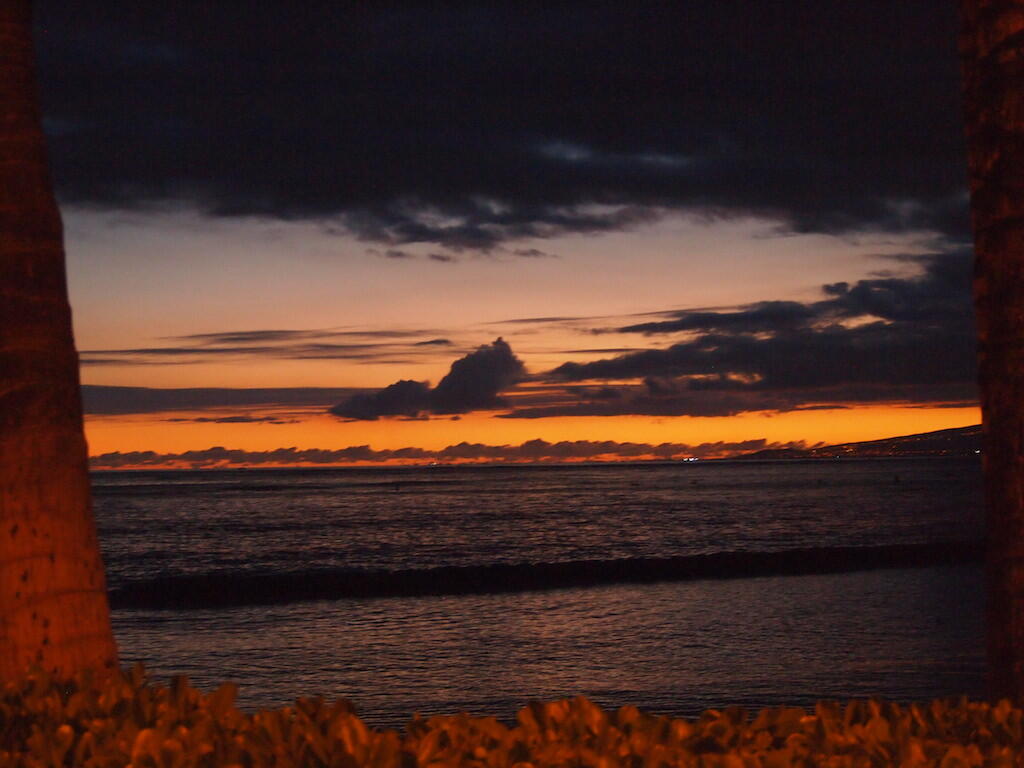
[113,564,983,727]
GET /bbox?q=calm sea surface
[92,457,985,726]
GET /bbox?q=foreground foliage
[0,668,1021,767]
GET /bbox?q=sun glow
[85,404,980,467]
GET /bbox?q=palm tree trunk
[959,0,1024,701]
[0,0,118,678]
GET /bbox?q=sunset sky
[35,1,979,467]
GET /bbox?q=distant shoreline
[90,452,982,474]
[88,424,982,471]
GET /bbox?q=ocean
[93,457,985,726]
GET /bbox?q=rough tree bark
[959,0,1024,701]
[0,0,118,678]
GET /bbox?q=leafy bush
[0,667,1020,766]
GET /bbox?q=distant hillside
[740,424,981,460]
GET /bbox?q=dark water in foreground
[93,457,985,726]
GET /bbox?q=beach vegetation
[1,667,1021,767]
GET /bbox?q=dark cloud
[531,251,977,416]
[367,248,459,262]
[618,301,817,335]
[431,337,526,412]
[36,1,967,249]
[490,315,595,325]
[331,338,526,419]
[413,338,453,346]
[512,248,558,259]
[167,329,325,345]
[89,437,811,468]
[587,387,623,400]
[162,328,444,345]
[559,347,644,355]
[81,385,362,415]
[330,379,433,421]
[500,382,977,420]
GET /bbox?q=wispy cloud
[81,385,363,415]
[164,415,300,424]
[80,327,458,367]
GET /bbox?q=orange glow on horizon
[85,403,981,467]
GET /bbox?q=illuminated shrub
[0,667,1020,766]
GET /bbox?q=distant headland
[739,424,981,460]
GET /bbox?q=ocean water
[93,457,986,726]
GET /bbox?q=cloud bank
[38,1,967,250]
[507,251,977,418]
[90,437,811,469]
[320,252,977,420]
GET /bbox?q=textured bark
[959,0,1024,701]
[0,0,118,678]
